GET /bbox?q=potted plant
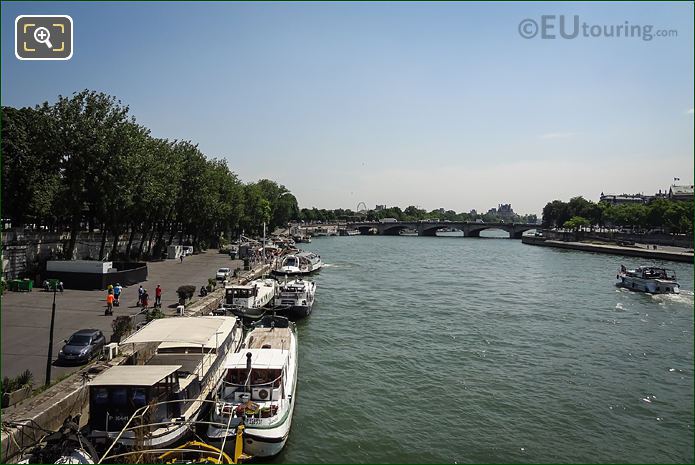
[1,370,34,407]
[176,285,196,305]
[146,307,165,322]
[110,316,133,343]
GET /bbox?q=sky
[2,1,693,215]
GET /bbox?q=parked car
[216,267,231,281]
[58,329,106,365]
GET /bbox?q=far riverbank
[522,236,693,263]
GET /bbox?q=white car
[216,267,231,281]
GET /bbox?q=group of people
[105,283,162,315]
[105,283,122,315]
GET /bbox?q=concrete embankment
[522,236,694,263]
[0,262,271,463]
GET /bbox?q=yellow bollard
[233,424,245,464]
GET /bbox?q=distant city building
[496,203,515,220]
[469,209,477,216]
[599,192,647,205]
[435,208,445,215]
[669,184,694,201]
[375,204,386,211]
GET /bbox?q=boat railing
[97,398,234,464]
[220,373,283,391]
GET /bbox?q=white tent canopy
[90,365,181,386]
[122,317,226,346]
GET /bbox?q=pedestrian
[58,281,64,293]
[43,280,50,292]
[155,285,162,307]
[142,290,149,310]
[138,285,144,306]
[114,283,122,305]
[180,254,184,264]
[106,293,114,315]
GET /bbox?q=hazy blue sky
[2,1,693,214]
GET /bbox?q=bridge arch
[356,225,373,235]
[466,226,511,238]
[381,225,411,236]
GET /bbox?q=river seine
[277,233,693,463]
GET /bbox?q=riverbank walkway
[522,236,694,263]
[1,251,241,382]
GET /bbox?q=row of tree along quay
[298,206,539,224]
[541,196,694,234]
[2,90,300,261]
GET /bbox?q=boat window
[111,388,127,406]
[94,388,109,404]
[131,388,147,407]
[228,288,253,299]
[151,382,171,402]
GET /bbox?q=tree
[563,216,591,231]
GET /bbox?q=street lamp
[45,284,58,386]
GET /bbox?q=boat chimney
[245,352,253,393]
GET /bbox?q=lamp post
[45,284,58,386]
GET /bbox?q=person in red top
[155,285,162,308]
[106,293,114,315]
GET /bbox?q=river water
[277,233,693,463]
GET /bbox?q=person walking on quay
[137,285,144,306]
[105,293,114,315]
[180,253,184,264]
[155,285,162,308]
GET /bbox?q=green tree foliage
[542,196,693,234]
[563,216,591,231]
[2,91,299,258]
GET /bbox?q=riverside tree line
[542,196,693,234]
[2,90,299,260]
[298,206,538,224]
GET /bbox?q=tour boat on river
[272,251,323,276]
[224,279,278,320]
[435,227,464,237]
[88,317,243,450]
[616,265,680,294]
[206,315,298,458]
[274,277,317,317]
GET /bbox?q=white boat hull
[617,275,680,294]
[435,230,464,237]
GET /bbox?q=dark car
[57,329,106,364]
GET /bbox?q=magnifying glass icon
[33,27,53,49]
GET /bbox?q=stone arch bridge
[349,221,539,238]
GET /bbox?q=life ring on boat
[258,389,269,400]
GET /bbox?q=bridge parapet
[348,221,539,238]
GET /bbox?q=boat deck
[247,328,292,351]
